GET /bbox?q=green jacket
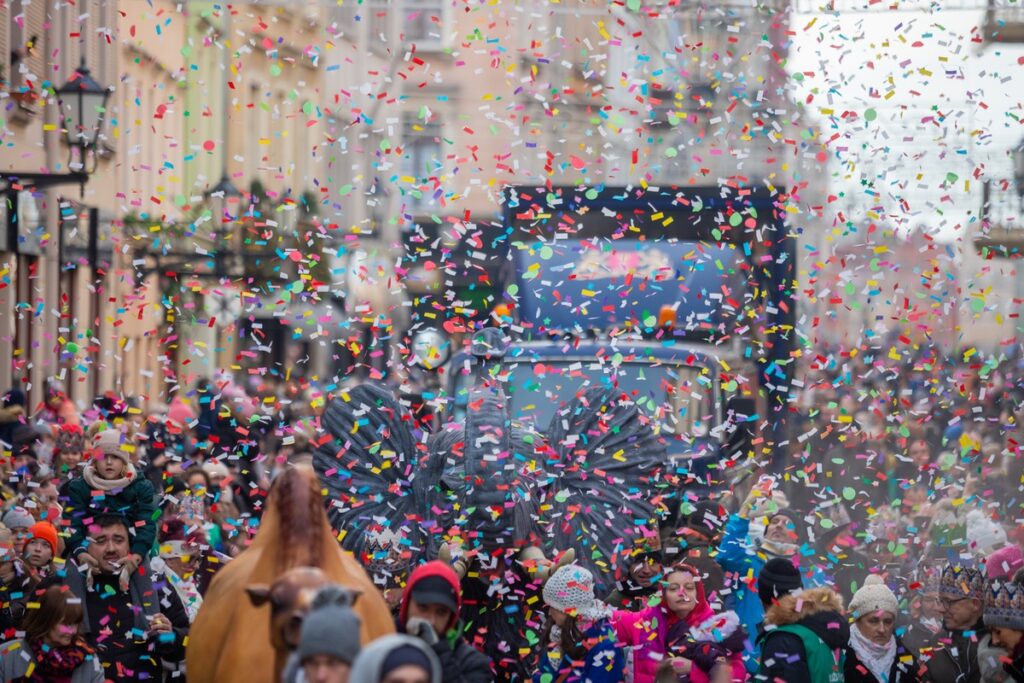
[64,474,158,558]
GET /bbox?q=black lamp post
[2,60,112,251]
[55,60,112,173]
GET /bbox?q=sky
[787,2,1024,241]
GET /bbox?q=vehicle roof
[453,338,723,368]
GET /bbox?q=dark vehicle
[422,184,796,493]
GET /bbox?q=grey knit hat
[1,507,33,531]
[296,602,362,665]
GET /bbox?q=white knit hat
[848,575,898,617]
[92,429,130,464]
[542,564,612,621]
[966,509,1007,558]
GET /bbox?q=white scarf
[82,462,137,491]
[849,622,897,683]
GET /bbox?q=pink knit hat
[986,544,1024,580]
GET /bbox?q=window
[367,1,445,51]
[400,113,442,214]
[9,0,44,90]
[400,0,444,48]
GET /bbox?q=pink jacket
[613,600,746,683]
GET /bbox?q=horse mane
[265,466,325,572]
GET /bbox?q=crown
[939,564,985,600]
[984,580,1024,631]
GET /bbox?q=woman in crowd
[0,582,103,682]
[613,562,746,683]
[844,575,919,683]
[984,577,1024,682]
[534,564,624,683]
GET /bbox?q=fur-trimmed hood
[763,587,848,651]
[763,586,844,626]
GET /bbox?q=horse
[186,465,394,683]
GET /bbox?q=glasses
[939,596,967,608]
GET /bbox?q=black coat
[430,637,493,683]
[844,637,921,683]
[64,565,190,683]
[922,622,987,683]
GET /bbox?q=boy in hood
[398,561,491,683]
[350,634,441,683]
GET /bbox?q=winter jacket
[612,576,745,683]
[756,586,850,683]
[350,634,442,683]
[399,561,492,683]
[0,638,104,683]
[63,563,190,683]
[902,622,945,664]
[1004,645,1024,683]
[533,618,625,683]
[716,513,828,672]
[64,471,157,559]
[922,619,991,683]
[844,636,920,683]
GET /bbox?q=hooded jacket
[350,634,442,683]
[399,561,492,683]
[756,587,850,683]
[613,569,746,683]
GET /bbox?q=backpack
[765,623,845,683]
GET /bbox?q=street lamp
[2,59,112,251]
[55,60,112,168]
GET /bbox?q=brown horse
[186,466,394,683]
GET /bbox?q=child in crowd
[22,521,58,578]
[534,564,624,683]
[64,428,156,577]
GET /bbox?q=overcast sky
[787,3,1024,241]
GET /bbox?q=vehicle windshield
[450,357,716,438]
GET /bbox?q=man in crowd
[61,514,190,682]
[398,560,491,683]
[924,563,1001,683]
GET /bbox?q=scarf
[28,636,94,680]
[81,462,137,491]
[756,537,800,557]
[849,622,896,683]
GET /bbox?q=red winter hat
[400,561,462,633]
[28,522,58,556]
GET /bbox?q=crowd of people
[0,345,1019,683]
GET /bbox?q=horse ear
[246,584,272,607]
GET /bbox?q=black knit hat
[381,643,434,677]
[758,557,803,606]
